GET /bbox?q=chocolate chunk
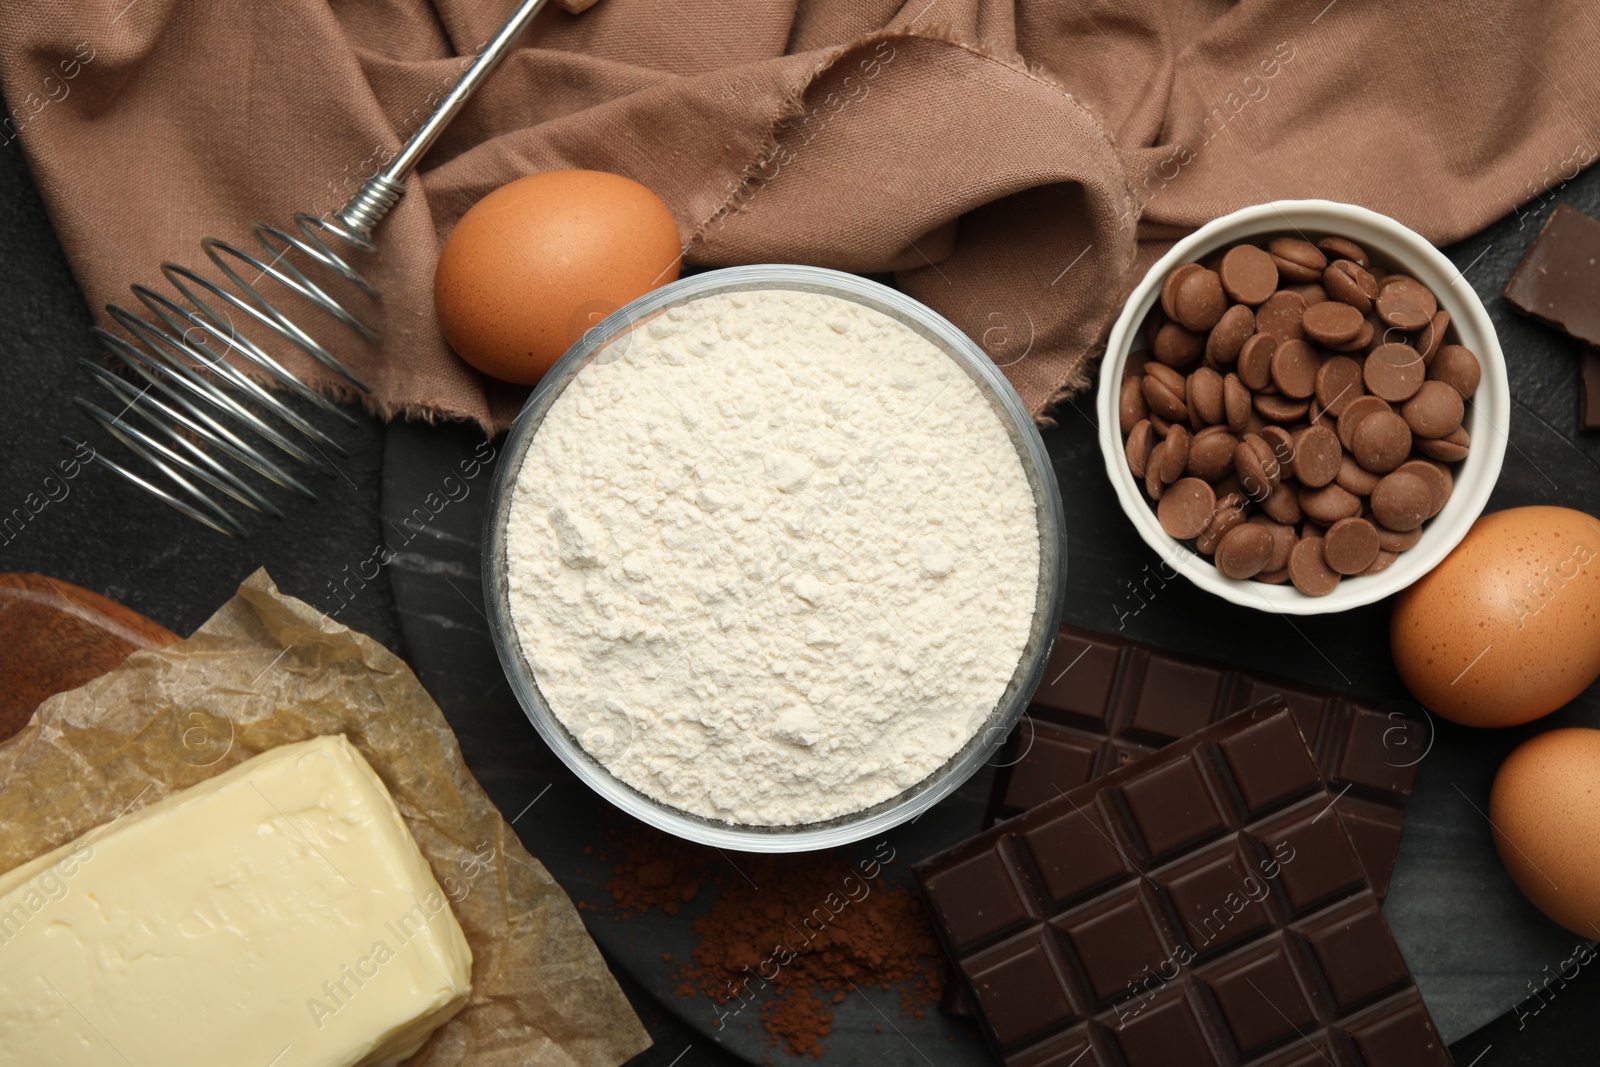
[1119,375,1149,434]
[1290,425,1341,488]
[1237,333,1277,391]
[921,701,1445,1065]
[1503,203,1600,347]
[1255,290,1307,341]
[1125,420,1154,479]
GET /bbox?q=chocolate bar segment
[991,624,1421,900]
[916,700,1450,1066]
[1503,203,1600,347]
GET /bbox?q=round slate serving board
[381,189,1600,1066]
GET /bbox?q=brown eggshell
[1391,506,1600,727]
[1490,729,1600,934]
[433,169,681,385]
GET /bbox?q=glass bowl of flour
[483,265,1065,851]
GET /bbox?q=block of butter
[0,734,473,1067]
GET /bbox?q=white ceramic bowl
[1096,200,1509,615]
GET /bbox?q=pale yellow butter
[0,735,472,1066]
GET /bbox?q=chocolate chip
[1160,262,1202,321]
[1429,344,1481,398]
[1270,338,1320,398]
[1416,425,1470,462]
[1159,477,1218,539]
[1361,549,1399,575]
[1261,481,1304,524]
[1375,524,1423,552]
[1159,423,1190,483]
[1323,259,1378,313]
[1187,427,1238,482]
[1370,471,1432,531]
[1286,282,1329,305]
[1288,537,1341,596]
[1237,333,1277,391]
[1315,355,1365,417]
[1336,395,1393,451]
[1299,482,1363,525]
[1253,393,1310,422]
[1153,320,1205,367]
[1267,237,1328,281]
[1335,452,1381,496]
[1119,376,1149,434]
[1186,367,1225,428]
[1291,425,1342,487]
[1234,434,1280,501]
[1415,309,1450,362]
[1143,363,1188,421]
[1195,491,1249,554]
[1214,522,1275,579]
[1352,410,1413,473]
[1223,373,1252,432]
[1205,304,1257,364]
[1260,425,1296,468]
[1323,517,1381,575]
[1401,380,1465,439]
[1395,458,1453,518]
[1125,419,1153,479]
[1218,244,1279,305]
[1255,290,1307,341]
[1316,236,1369,268]
[1364,342,1426,402]
[1376,276,1437,330]
[1145,443,1165,500]
[1173,267,1228,332]
[1302,301,1365,346]
[1249,514,1298,572]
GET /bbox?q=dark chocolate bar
[990,624,1421,900]
[1584,351,1599,431]
[1503,203,1600,348]
[915,699,1450,1066]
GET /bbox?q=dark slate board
[382,176,1600,1065]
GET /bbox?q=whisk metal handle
[335,0,550,239]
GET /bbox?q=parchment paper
[0,568,650,1067]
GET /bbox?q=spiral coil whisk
[70,0,550,536]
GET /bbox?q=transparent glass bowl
[482,265,1066,852]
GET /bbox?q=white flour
[504,288,1039,825]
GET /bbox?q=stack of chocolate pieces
[913,628,1445,1065]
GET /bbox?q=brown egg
[1391,506,1600,727]
[1491,728,1600,934]
[433,169,681,385]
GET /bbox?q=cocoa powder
[599,822,946,1057]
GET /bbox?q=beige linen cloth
[0,0,1596,429]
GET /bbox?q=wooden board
[0,573,179,742]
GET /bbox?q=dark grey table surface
[4,104,1600,1066]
